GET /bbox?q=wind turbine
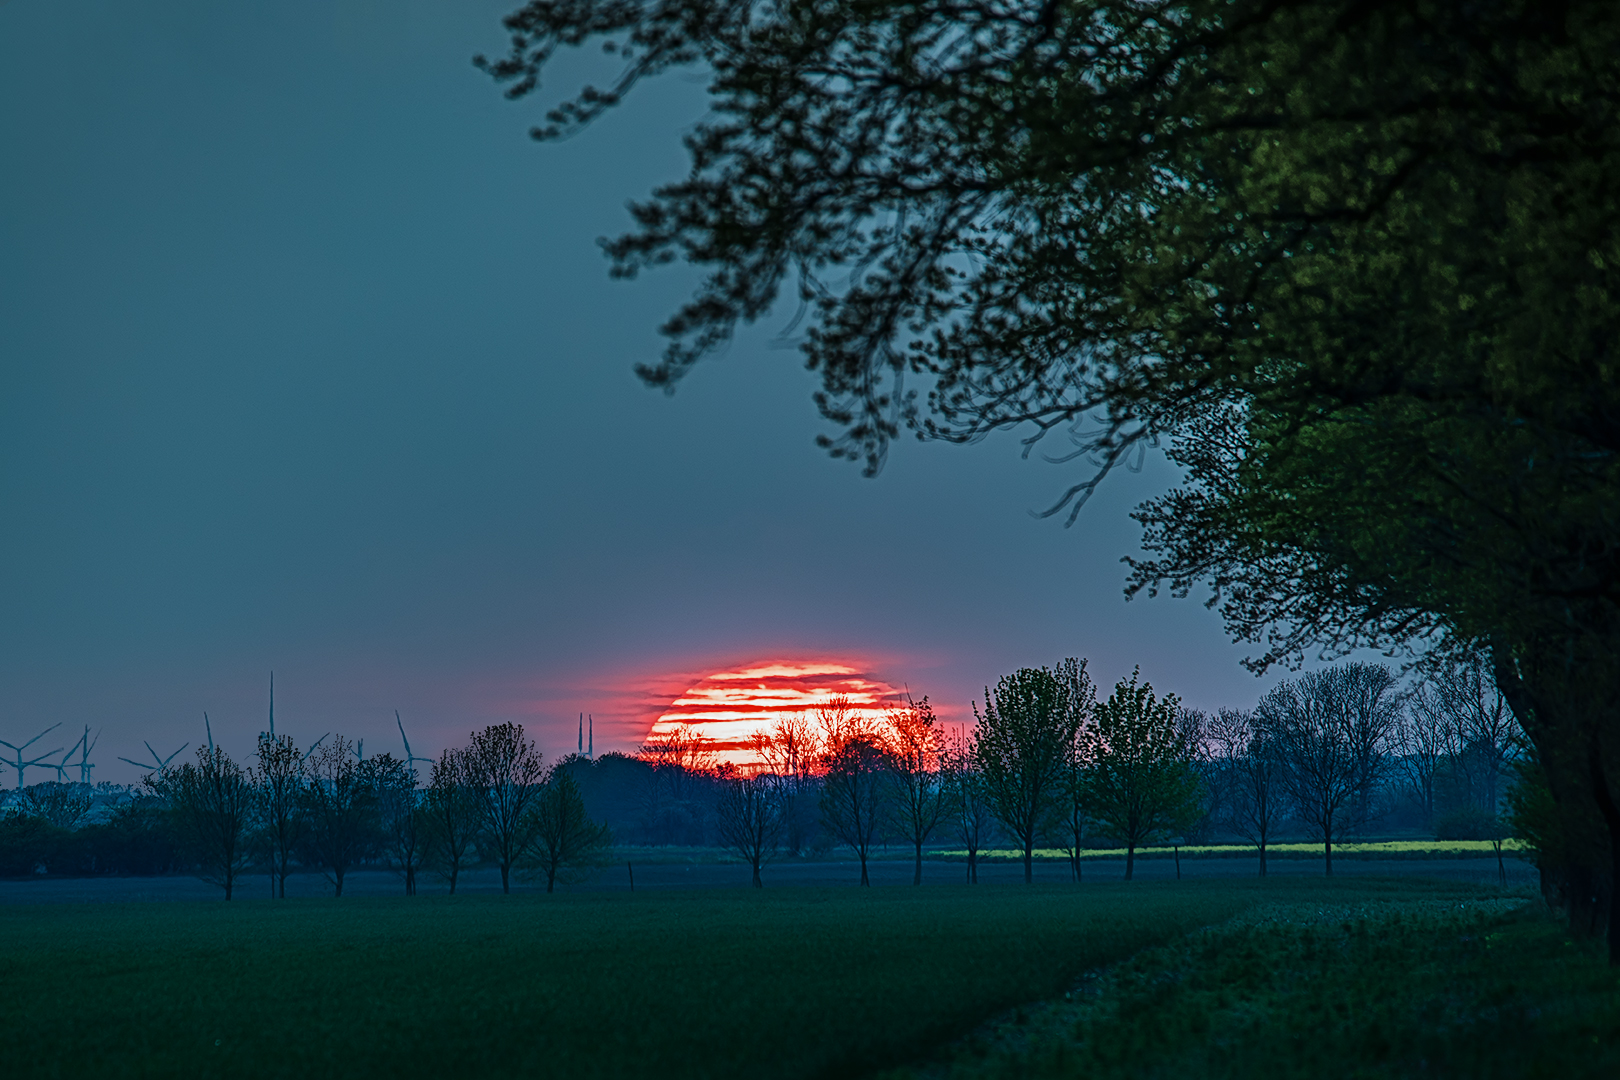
[118,741,189,775]
[396,712,433,777]
[1,724,64,789]
[62,727,100,784]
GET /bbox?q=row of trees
[144,723,609,899]
[711,657,1523,887]
[2,658,1519,889]
[711,662,1204,887]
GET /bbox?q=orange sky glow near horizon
[644,660,907,766]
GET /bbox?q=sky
[0,0,1298,785]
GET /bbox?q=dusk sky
[1,0,1299,784]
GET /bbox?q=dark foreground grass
[1,878,1508,1080]
[895,896,1620,1079]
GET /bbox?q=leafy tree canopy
[481,0,1619,668]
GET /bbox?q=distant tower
[588,714,594,759]
[262,671,276,741]
[578,713,584,754]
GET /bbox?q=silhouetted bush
[77,799,186,876]
[1434,805,1507,842]
[0,815,66,877]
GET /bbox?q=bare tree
[941,729,996,883]
[714,771,784,887]
[749,714,820,855]
[1083,669,1203,881]
[638,722,717,844]
[1207,708,1285,876]
[524,768,612,893]
[148,746,257,899]
[301,737,382,898]
[816,697,889,886]
[374,755,426,896]
[421,747,480,893]
[1262,664,1402,876]
[1400,685,1460,830]
[1430,653,1521,814]
[253,733,306,899]
[974,660,1089,883]
[884,696,947,885]
[466,723,548,893]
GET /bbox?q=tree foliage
[884,696,947,885]
[974,660,1089,883]
[1084,669,1201,880]
[524,769,613,893]
[300,738,383,898]
[147,746,256,899]
[816,697,889,886]
[466,723,549,894]
[422,747,482,894]
[253,733,306,899]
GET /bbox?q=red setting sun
[645,660,905,764]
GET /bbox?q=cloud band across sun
[646,660,903,762]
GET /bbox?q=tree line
[708,657,1521,886]
[2,657,1522,891]
[0,723,611,898]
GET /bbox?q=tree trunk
[334,868,345,898]
[1258,840,1267,878]
[913,841,923,885]
[1587,745,1620,965]
[752,861,763,888]
[500,862,510,894]
[1023,840,1033,884]
[1324,835,1334,878]
[859,853,870,886]
[449,865,459,895]
[1125,843,1135,881]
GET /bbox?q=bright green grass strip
[944,839,1529,861]
[890,897,1620,1079]
[0,879,1500,1079]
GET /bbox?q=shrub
[1433,805,1506,842]
[0,815,68,877]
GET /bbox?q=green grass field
[892,896,1620,1079]
[0,878,1608,1079]
[945,839,1528,861]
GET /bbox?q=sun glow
[646,660,903,764]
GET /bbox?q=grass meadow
[1,877,1610,1079]
[893,895,1620,1079]
[948,839,1528,861]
